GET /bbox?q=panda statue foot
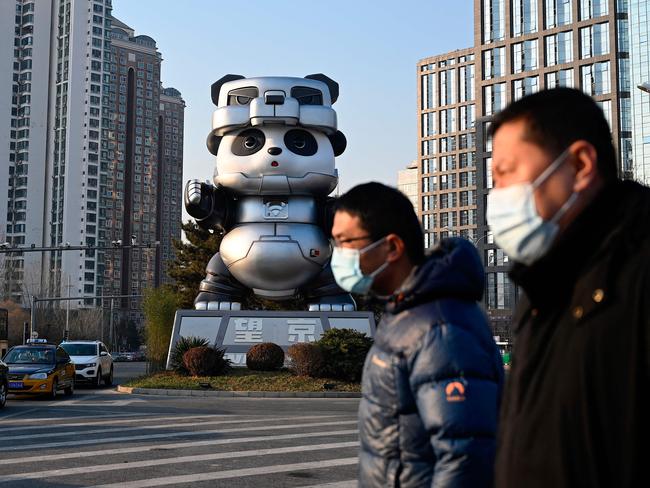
[194,292,242,311]
[308,295,356,312]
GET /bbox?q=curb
[116,385,360,399]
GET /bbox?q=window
[439,108,456,133]
[459,64,475,102]
[581,62,610,95]
[513,76,539,100]
[546,69,574,88]
[596,100,612,128]
[421,73,436,109]
[483,47,506,80]
[512,0,537,36]
[512,40,538,73]
[580,0,608,20]
[484,83,506,116]
[484,0,506,42]
[459,105,476,131]
[421,112,436,137]
[439,69,456,106]
[545,31,573,66]
[580,23,609,58]
[545,0,572,28]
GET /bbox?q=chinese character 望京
[233,318,263,343]
[287,319,317,343]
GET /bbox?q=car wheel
[0,382,7,409]
[95,367,102,388]
[64,378,74,396]
[105,366,114,386]
[50,378,58,400]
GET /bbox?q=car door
[99,343,110,374]
[55,347,72,388]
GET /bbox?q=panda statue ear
[305,74,339,104]
[211,74,245,106]
[328,130,347,157]
[206,131,223,156]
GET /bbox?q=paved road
[0,366,360,487]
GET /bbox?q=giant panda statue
[184,74,356,312]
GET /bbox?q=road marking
[0,415,348,442]
[52,398,147,407]
[0,428,358,466]
[0,419,358,452]
[0,408,40,421]
[301,482,358,488]
[0,411,146,426]
[0,413,242,433]
[89,457,359,488]
[0,441,359,482]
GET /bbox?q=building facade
[629,0,650,184]
[0,2,183,330]
[418,0,633,340]
[156,87,185,286]
[397,160,419,212]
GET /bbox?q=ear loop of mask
[530,147,578,224]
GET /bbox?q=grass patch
[123,368,361,392]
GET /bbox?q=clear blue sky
[112,0,474,193]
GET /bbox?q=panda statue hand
[184,179,231,231]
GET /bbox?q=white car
[60,341,113,387]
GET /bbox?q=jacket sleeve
[409,321,503,488]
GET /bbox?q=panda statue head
[206,74,346,196]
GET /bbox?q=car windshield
[4,347,55,364]
[60,344,97,356]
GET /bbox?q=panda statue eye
[232,129,265,156]
[284,129,317,156]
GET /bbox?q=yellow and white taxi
[4,340,74,399]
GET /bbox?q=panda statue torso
[185,75,353,310]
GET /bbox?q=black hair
[488,88,618,182]
[334,182,425,265]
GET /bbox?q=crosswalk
[0,410,359,487]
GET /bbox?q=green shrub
[143,287,180,373]
[246,343,285,371]
[169,336,210,375]
[183,346,231,376]
[287,343,326,378]
[317,328,373,382]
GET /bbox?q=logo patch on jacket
[445,381,466,402]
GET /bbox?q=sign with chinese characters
[166,310,376,368]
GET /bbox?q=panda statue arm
[184,180,234,232]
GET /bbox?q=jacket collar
[386,237,484,314]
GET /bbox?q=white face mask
[486,149,578,266]
[330,237,389,295]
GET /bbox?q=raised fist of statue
[184,179,215,221]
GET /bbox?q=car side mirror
[100,351,108,357]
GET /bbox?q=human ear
[385,234,406,263]
[569,141,599,193]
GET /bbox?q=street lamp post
[638,82,650,95]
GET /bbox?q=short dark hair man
[488,88,650,487]
[331,182,504,487]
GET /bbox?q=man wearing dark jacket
[488,88,650,488]
[331,183,504,487]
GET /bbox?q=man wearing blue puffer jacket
[331,182,504,488]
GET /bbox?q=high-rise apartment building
[0,2,184,329]
[0,0,114,306]
[157,87,185,287]
[397,160,419,212]
[417,0,634,339]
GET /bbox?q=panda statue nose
[268,147,282,156]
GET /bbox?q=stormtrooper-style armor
[185,74,355,312]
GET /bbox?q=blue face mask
[486,148,578,266]
[330,237,389,295]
